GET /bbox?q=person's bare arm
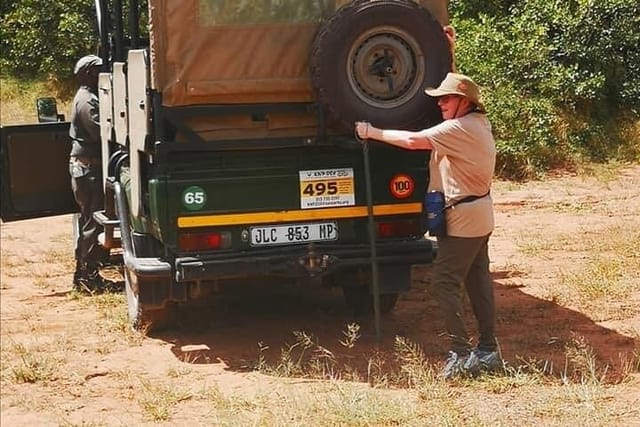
[355,121,433,150]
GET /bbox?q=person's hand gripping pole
[355,121,371,142]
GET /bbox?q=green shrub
[448,0,517,19]
[0,0,98,79]
[451,0,640,178]
[1,0,638,177]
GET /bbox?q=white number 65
[184,191,204,204]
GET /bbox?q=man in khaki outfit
[355,72,501,379]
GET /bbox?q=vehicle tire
[124,266,172,332]
[342,284,399,316]
[310,0,451,133]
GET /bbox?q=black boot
[73,262,106,293]
[85,263,107,291]
[72,259,85,287]
[94,246,112,267]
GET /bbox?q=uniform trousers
[70,158,104,268]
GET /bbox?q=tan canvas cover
[150,0,325,106]
[149,0,448,107]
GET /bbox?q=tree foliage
[1,0,638,177]
[0,0,98,79]
[451,0,640,177]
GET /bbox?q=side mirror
[36,97,65,123]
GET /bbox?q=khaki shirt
[423,112,496,237]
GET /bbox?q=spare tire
[310,0,451,133]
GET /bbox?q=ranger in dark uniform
[69,54,109,291]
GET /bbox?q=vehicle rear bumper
[127,239,434,308]
[173,239,434,282]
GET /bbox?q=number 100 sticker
[299,168,355,209]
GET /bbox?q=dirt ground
[1,165,639,425]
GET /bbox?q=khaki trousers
[431,234,497,354]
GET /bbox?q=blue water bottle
[425,191,446,237]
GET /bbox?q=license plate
[250,222,338,247]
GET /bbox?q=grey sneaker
[463,349,503,376]
[441,351,468,380]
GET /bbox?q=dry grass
[137,380,193,422]
[516,222,639,322]
[3,342,59,384]
[0,142,638,424]
[77,290,147,347]
[0,75,73,125]
[242,325,638,425]
[1,264,638,424]
[1,304,638,425]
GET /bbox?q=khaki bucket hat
[424,72,485,112]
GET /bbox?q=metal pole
[129,0,140,49]
[113,0,124,62]
[362,139,382,343]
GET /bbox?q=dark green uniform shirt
[69,86,101,159]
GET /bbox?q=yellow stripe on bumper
[177,202,422,228]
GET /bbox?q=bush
[0,0,98,79]
[1,0,638,177]
[451,0,640,178]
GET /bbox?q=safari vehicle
[1,0,451,330]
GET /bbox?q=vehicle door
[0,122,77,222]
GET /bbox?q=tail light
[179,231,232,251]
[376,220,420,238]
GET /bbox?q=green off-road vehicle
[1,0,451,330]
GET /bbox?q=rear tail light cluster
[179,231,232,251]
[376,220,420,238]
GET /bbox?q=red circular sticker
[389,174,415,199]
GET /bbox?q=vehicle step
[93,210,120,227]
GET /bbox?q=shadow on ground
[152,267,637,383]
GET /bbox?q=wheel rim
[347,26,425,109]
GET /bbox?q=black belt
[445,191,490,210]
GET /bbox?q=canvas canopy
[148,0,448,107]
